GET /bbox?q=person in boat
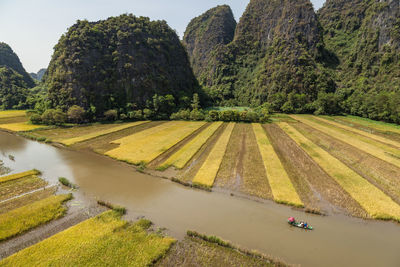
[299,221,304,227]
[304,222,308,228]
[288,217,295,224]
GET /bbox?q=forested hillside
[0,43,35,109]
[44,14,200,118]
[184,0,336,112]
[319,0,400,122]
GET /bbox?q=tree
[191,93,200,110]
[67,105,85,123]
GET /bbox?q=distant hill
[0,42,34,109]
[44,14,200,116]
[30,68,47,81]
[0,43,34,88]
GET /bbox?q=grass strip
[0,170,40,184]
[291,115,400,168]
[106,121,206,165]
[0,110,26,119]
[279,122,400,222]
[338,115,400,134]
[0,210,175,266]
[160,122,223,169]
[192,123,234,188]
[60,121,148,146]
[314,116,400,148]
[0,194,72,241]
[0,122,44,132]
[252,124,303,207]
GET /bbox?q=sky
[0,0,326,73]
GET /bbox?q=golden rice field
[106,121,206,165]
[291,115,400,168]
[192,123,234,188]
[159,121,223,169]
[0,110,27,118]
[0,169,40,184]
[0,194,72,241]
[0,210,175,266]
[313,116,400,149]
[0,122,44,132]
[279,122,400,222]
[60,121,149,145]
[252,123,303,207]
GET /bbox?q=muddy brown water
[0,131,399,267]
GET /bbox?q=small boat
[288,217,313,230]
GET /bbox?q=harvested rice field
[0,210,175,266]
[192,122,234,188]
[252,123,303,207]
[0,170,73,243]
[2,116,400,224]
[106,121,206,165]
[279,122,400,222]
[215,123,273,199]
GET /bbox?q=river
[0,131,399,267]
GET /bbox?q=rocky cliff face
[0,42,34,88]
[319,0,400,89]
[45,14,199,114]
[185,0,333,106]
[183,5,236,80]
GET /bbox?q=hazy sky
[0,0,326,73]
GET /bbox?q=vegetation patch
[97,200,126,215]
[105,121,205,165]
[60,121,148,146]
[279,122,400,222]
[58,177,78,189]
[252,123,303,207]
[0,194,72,241]
[192,122,234,187]
[159,122,223,169]
[0,211,175,266]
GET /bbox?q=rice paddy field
[1,113,400,223]
[0,170,72,242]
[0,111,44,132]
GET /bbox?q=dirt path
[0,198,105,259]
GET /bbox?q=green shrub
[41,109,67,125]
[67,105,85,123]
[104,109,118,121]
